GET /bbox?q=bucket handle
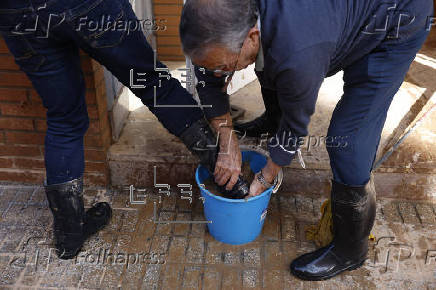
[273,168,283,193]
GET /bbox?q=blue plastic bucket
[195,150,273,245]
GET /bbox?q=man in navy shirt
[180,0,433,280]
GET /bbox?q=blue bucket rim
[195,166,273,203]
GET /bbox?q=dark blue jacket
[196,0,433,166]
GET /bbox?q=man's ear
[247,27,260,47]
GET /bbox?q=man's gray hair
[179,0,258,60]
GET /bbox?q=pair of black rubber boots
[44,177,112,259]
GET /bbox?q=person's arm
[209,112,242,190]
[194,66,242,190]
[249,44,331,195]
[194,66,231,119]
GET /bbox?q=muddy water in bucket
[196,150,275,245]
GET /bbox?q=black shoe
[233,112,280,138]
[290,178,376,280]
[44,177,85,259]
[233,86,281,138]
[83,202,112,239]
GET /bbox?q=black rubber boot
[83,202,112,239]
[233,87,281,138]
[44,177,113,259]
[44,177,86,259]
[290,178,376,280]
[180,118,249,199]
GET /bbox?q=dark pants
[327,26,430,186]
[0,0,203,185]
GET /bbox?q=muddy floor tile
[14,188,34,203]
[281,216,297,241]
[120,210,139,232]
[150,236,169,255]
[264,241,283,269]
[223,245,242,265]
[27,187,46,204]
[177,197,193,212]
[205,241,224,264]
[262,213,280,241]
[106,209,123,232]
[121,263,144,289]
[398,202,421,224]
[186,237,205,264]
[221,267,242,290]
[416,203,436,224]
[243,245,261,266]
[262,269,284,288]
[203,266,220,290]
[242,269,260,289]
[78,265,105,288]
[114,234,132,252]
[136,218,156,240]
[161,194,176,211]
[282,241,304,266]
[161,263,182,289]
[191,213,207,237]
[141,264,161,290]
[279,195,297,217]
[127,234,152,253]
[173,212,191,236]
[167,237,188,263]
[155,211,175,235]
[182,266,202,289]
[382,202,403,223]
[0,260,24,286]
[111,192,130,209]
[295,195,315,221]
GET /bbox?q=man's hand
[249,158,281,197]
[209,113,242,190]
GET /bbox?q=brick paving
[0,184,435,289]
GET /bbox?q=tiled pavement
[0,184,435,289]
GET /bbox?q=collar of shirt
[255,17,264,72]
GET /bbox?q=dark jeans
[0,0,203,185]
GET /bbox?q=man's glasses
[218,42,244,91]
[197,41,244,92]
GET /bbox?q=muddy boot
[233,87,281,138]
[83,202,112,239]
[180,118,249,198]
[290,178,376,280]
[44,177,85,259]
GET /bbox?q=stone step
[107,104,436,202]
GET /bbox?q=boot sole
[290,259,365,281]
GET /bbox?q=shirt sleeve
[194,66,231,119]
[267,45,331,166]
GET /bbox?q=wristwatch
[257,169,278,189]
